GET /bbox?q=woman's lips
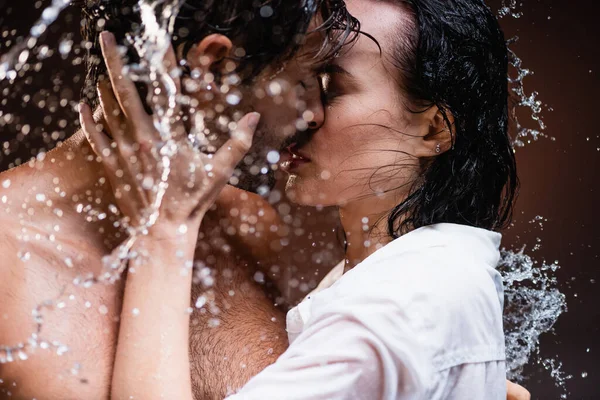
[280,143,311,172]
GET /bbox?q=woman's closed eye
[317,64,350,106]
[319,73,341,105]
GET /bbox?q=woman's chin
[285,176,331,207]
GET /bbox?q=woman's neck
[338,194,401,273]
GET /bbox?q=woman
[80,0,526,399]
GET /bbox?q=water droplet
[266,150,280,164]
[56,345,69,356]
[260,5,274,17]
[320,170,331,180]
[225,92,241,106]
[141,176,154,190]
[58,39,72,56]
[195,296,206,309]
[267,81,282,96]
[254,271,265,284]
[2,179,11,188]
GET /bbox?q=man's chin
[233,169,277,194]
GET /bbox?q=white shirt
[227,223,506,400]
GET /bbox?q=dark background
[1,0,598,398]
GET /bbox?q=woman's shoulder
[321,224,505,331]
[345,223,501,286]
[363,223,501,267]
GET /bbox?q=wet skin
[0,32,325,400]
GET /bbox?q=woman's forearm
[111,223,198,400]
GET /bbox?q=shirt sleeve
[225,293,429,400]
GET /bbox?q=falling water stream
[0,0,570,397]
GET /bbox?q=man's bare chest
[0,240,253,400]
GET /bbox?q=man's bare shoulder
[0,210,27,297]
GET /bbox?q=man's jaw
[228,127,316,194]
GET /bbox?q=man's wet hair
[75,0,359,108]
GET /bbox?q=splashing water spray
[0,0,186,367]
[0,0,569,395]
[0,0,71,82]
[498,0,551,147]
[497,0,569,395]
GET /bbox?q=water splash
[0,0,186,364]
[507,42,551,147]
[497,0,552,148]
[97,0,185,283]
[498,0,523,19]
[0,0,71,81]
[500,248,569,393]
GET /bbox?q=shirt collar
[361,223,502,269]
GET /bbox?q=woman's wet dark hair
[383,0,518,236]
[76,0,359,108]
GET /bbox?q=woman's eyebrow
[321,64,352,76]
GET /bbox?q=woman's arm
[111,227,198,400]
[79,31,259,400]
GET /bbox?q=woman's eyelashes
[318,71,342,106]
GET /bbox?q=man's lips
[280,143,311,171]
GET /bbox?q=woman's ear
[413,106,454,157]
[185,34,233,73]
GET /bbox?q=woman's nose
[303,81,325,130]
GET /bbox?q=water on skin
[0,0,568,395]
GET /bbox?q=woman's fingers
[212,112,260,181]
[97,80,125,139]
[99,31,147,122]
[97,80,140,166]
[96,78,153,208]
[79,102,118,171]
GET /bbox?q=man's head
[78,0,358,191]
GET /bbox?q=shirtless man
[0,1,352,398]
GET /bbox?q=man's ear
[413,106,454,157]
[185,34,233,73]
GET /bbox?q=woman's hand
[79,31,259,236]
[78,31,259,400]
[507,380,531,400]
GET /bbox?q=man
[0,1,355,398]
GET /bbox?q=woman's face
[282,0,431,209]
